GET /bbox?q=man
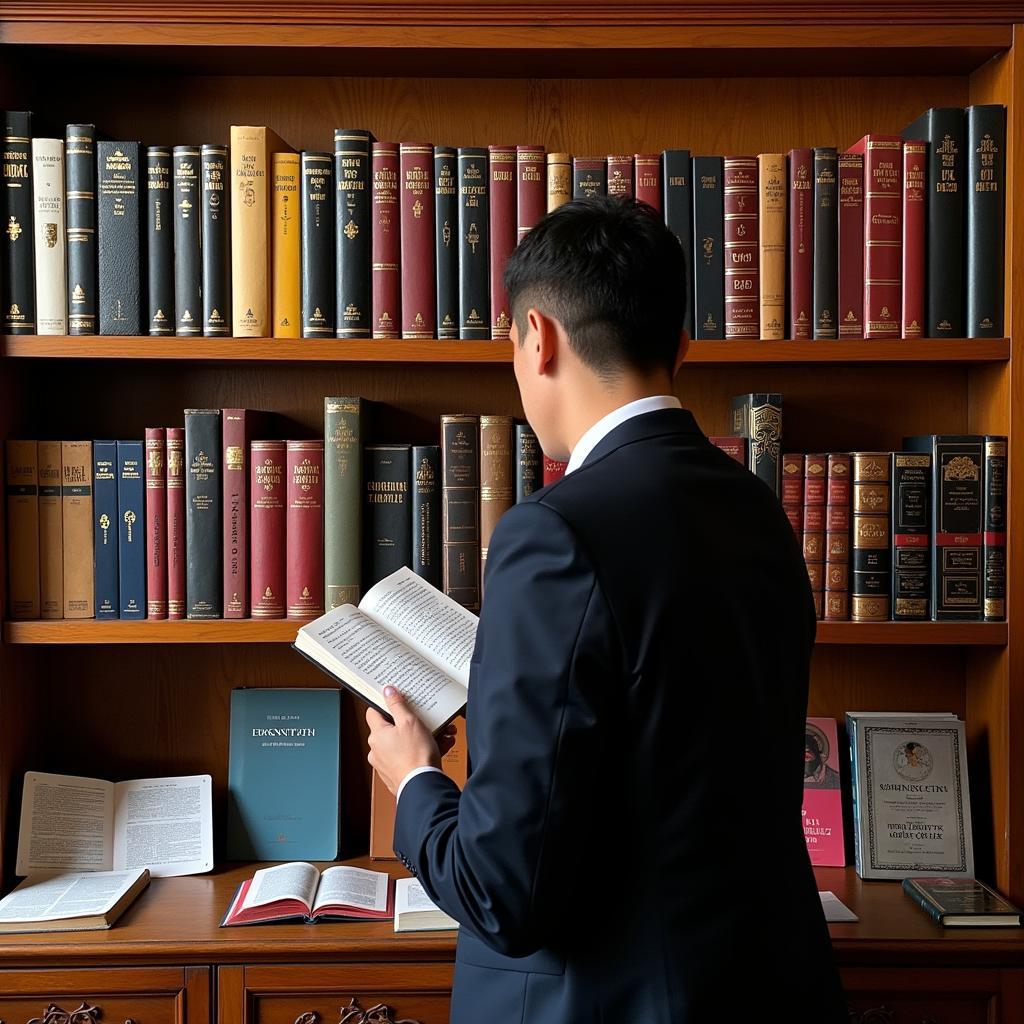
[367,197,847,1022]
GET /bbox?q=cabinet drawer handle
[337,998,422,1024]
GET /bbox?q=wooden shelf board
[814,621,1007,646]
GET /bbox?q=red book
[902,140,926,339]
[781,453,803,538]
[516,145,545,243]
[846,135,902,339]
[166,427,186,620]
[399,143,435,340]
[709,435,748,467]
[286,440,325,620]
[371,142,401,339]
[723,157,759,340]
[824,453,851,621]
[250,440,286,619]
[223,409,259,619]
[837,152,864,339]
[787,148,814,339]
[803,717,846,866]
[607,154,634,198]
[634,154,661,213]
[145,427,167,619]
[543,456,567,485]
[489,145,517,340]
[803,453,827,620]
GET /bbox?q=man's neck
[564,377,674,458]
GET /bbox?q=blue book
[117,440,146,619]
[227,687,341,861]
[93,440,119,619]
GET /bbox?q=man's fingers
[366,706,391,731]
[382,685,413,721]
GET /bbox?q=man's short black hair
[503,196,689,377]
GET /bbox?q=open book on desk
[294,566,478,735]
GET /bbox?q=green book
[324,396,363,608]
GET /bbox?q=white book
[394,876,459,932]
[32,138,67,334]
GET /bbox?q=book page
[313,865,390,913]
[111,775,213,877]
[16,772,113,876]
[241,861,320,912]
[0,868,146,923]
[396,876,440,913]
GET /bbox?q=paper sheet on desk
[820,891,859,922]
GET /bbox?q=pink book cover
[803,717,845,866]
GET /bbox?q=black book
[515,422,541,503]
[902,107,965,337]
[302,151,335,338]
[173,146,202,336]
[411,444,441,588]
[572,158,607,199]
[435,146,459,340]
[364,445,412,589]
[691,155,724,340]
[891,453,931,621]
[812,147,838,340]
[966,105,1006,339]
[983,435,1007,622]
[98,140,143,335]
[334,129,372,339]
[457,148,489,340]
[185,408,222,619]
[730,393,782,496]
[3,111,35,334]
[145,147,174,335]
[662,150,694,337]
[65,123,97,336]
[201,143,230,336]
[903,877,1022,927]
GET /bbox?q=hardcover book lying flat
[903,877,1023,927]
[394,877,459,932]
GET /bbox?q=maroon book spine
[803,453,827,620]
[824,453,851,621]
[399,143,435,340]
[607,154,634,198]
[222,408,254,618]
[250,440,286,619]
[166,427,186,620]
[781,453,803,539]
[145,427,167,619]
[902,140,926,339]
[709,435,748,466]
[837,152,864,338]
[788,148,814,339]
[516,146,545,243]
[543,456,567,485]
[489,145,517,340]
[286,440,325,620]
[723,157,759,340]
[634,154,661,213]
[372,142,401,339]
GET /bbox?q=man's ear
[672,331,690,377]
[527,307,559,376]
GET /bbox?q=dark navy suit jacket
[393,407,848,1023]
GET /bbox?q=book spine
[891,452,931,621]
[901,142,926,339]
[442,414,481,611]
[966,105,1007,338]
[98,141,142,335]
[173,146,202,336]
[62,440,94,618]
[788,148,814,339]
[250,440,286,618]
[983,436,1007,621]
[335,129,372,340]
[723,157,759,340]
[572,158,607,199]
[780,453,803,539]
[400,144,436,339]
[458,148,490,339]
[862,137,902,339]
[802,454,827,621]
[145,427,167,619]
[709,436,747,466]
[515,422,541,502]
[32,138,67,335]
[5,440,40,619]
[185,409,222,619]
[758,153,785,341]
[543,457,567,485]
[222,409,252,618]
[837,152,864,339]
[65,124,97,335]
[546,152,571,212]
[230,126,274,336]
[324,396,363,608]
[145,147,174,335]
[201,144,230,336]
[364,445,412,589]
[729,392,782,496]
[901,880,945,925]
[824,453,851,622]
[691,156,724,340]
[662,150,692,335]
[434,147,459,339]
[411,444,441,589]
[301,151,335,338]
[480,415,514,579]
[489,145,516,340]
[812,147,838,340]
[117,440,146,619]
[606,154,634,198]
[516,146,545,242]
[92,440,118,619]
[286,440,325,619]
[38,440,63,619]
[371,142,401,338]
[271,152,301,338]
[851,452,891,622]
[166,427,186,619]
[2,112,34,334]
[636,152,662,213]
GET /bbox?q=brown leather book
[399,143,435,340]
[757,153,786,340]
[607,154,634,198]
[488,146,516,340]
[802,454,827,620]
[723,157,759,340]
[838,152,864,339]
[824,453,851,621]
[780,452,803,539]
[516,146,545,243]
[546,152,571,212]
[5,439,40,620]
[37,440,63,619]
[480,415,514,581]
[61,440,94,618]
[709,436,748,467]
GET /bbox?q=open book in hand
[293,566,478,735]
[221,862,394,926]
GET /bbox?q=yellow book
[758,153,787,341]
[272,153,301,338]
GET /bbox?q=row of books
[2,104,1003,342]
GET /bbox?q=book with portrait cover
[802,718,845,866]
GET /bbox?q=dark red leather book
[223,409,261,619]
[607,154,634,199]
[803,453,827,620]
[488,145,516,340]
[516,146,545,243]
[399,143,435,340]
[837,153,864,339]
[634,154,661,213]
[902,140,926,339]
[145,427,167,619]
[166,426,186,620]
[781,453,803,538]
[709,435,747,466]
[251,440,286,619]
[846,135,902,339]
[286,440,325,620]
[371,142,401,339]
[824,453,851,621]
[787,148,813,340]
[543,457,567,485]
[723,157,759,340]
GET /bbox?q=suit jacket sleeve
[392,499,617,958]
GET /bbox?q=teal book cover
[227,687,341,861]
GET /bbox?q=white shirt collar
[564,395,682,475]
